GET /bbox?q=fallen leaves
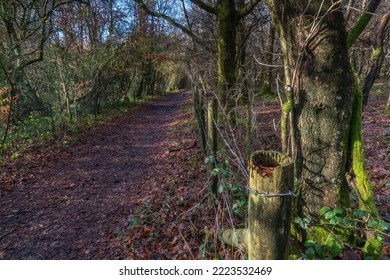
[249,164,276,177]
[115,97,209,260]
[383,246,390,260]
[0,90,388,260]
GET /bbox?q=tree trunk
[361,9,390,107]
[207,98,218,203]
[261,24,275,95]
[269,1,354,221]
[192,83,207,153]
[236,1,252,160]
[1,87,14,148]
[385,93,390,115]
[216,0,237,124]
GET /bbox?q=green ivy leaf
[314,244,323,256]
[329,245,342,257]
[377,234,384,242]
[324,254,333,260]
[379,221,389,231]
[204,156,214,164]
[367,220,379,228]
[320,207,331,216]
[325,237,335,246]
[305,247,315,259]
[333,207,344,215]
[211,168,221,175]
[325,211,336,220]
[353,209,369,220]
[217,183,224,194]
[304,240,316,247]
[294,216,311,230]
[335,216,347,224]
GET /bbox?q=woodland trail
[0,92,190,259]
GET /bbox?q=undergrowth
[295,206,389,260]
[0,93,167,163]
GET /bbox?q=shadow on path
[0,92,190,259]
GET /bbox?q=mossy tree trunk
[207,98,218,202]
[189,0,261,126]
[236,0,252,160]
[346,0,381,49]
[216,0,237,124]
[197,73,219,198]
[270,2,384,258]
[269,1,354,223]
[349,77,379,218]
[346,7,388,259]
[345,6,389,222]
[192,83,207,153]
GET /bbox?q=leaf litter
[0,88,388,260]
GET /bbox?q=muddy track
[0,92,190,260]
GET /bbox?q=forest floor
[0,88,389,260]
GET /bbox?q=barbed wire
[245,185,296,198]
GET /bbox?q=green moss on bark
[362,232,383,259]
[306,226,344,247]
[349,76,383,259]
[349,77,379,217]
[370,48,382,60]
[216,0,237,124]
[280,100,291,154]
[347,14,372,48]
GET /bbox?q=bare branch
[135,0,215,53]
[189,0,216,15]
[237,0,261,20]
[362,8,390,106]
[347,0,381,48]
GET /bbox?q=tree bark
[361,9,390,107]
[192,83,207,153]
[216,0,238,124]
[347,0,381,48]
[261,24,275,95]
[385,93,390,115]
[207,98,218,202]
[269,1,354,221]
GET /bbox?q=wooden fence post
[248,150,293,259]
[220,150,294,259]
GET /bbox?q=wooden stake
[248,151,293,259]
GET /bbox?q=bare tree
[0,0,89,146]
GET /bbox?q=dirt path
[0,92,190,260]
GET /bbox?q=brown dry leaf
[142,228,153,238]
[383,246,390,259]
[64,183,76,189]
[342,248,361,260]
[171,245,181,254]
